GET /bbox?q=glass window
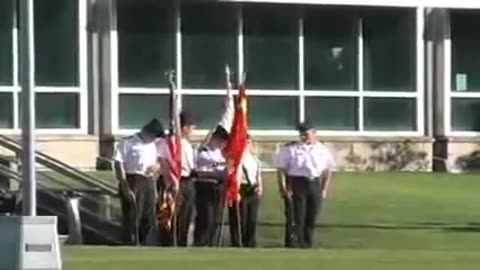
[304,8,356,90]
[305,97,357,130]
[117,0,174,88]
[182,95,225,129]
[182,2,237,89]
[34,0,79,86]
[118,94,169,129]
[364,98,416,131]
[451,11,480,92]
[451,98,480,131]
[0,0,13,86]
[244,5,298,90]
[363,8,415,91]
[248,96,297,129]
[19,93,79,128]
[0,93,13,128]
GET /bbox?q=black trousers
[228,185,260,248]
[289,176,322,248]
[283,196,296,248]
[123,174,156,245]
[157,177,195,247]
[193,181,222,247]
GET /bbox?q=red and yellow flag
[224,83,249,206]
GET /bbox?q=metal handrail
[0,135,117,196]
[0,165,121,244]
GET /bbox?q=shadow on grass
[257,222,480,232]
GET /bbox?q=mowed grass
[65,172,480,269]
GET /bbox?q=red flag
[224,83,249,206]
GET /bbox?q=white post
[1,2,62,269]
[19,0,36,216]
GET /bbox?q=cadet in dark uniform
[113,118,165,245]
[228,135,263,247]
[193,126,229,247]
[276,121,335,248]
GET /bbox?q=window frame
[447,10,480,136]
[0,0,88,135]
[111,3,425,137]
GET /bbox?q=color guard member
[157,111,196,247]
[113,118,165,245]
[276,121,335,248]
[228,134,263,248]
[193,125,230,247]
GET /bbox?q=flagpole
[20,0,36,216]
[167,71,179,247]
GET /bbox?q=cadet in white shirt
[157,111,196,247]
[228,134,263,248]
[113,118,165,245]
[277,121,335,248]
[193,125,230,247]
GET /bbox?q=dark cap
[296,120,314,133]
[212,125,229,140]
[142,118,165,138]
[180,111,195,127]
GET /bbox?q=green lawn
[65,172,480,269]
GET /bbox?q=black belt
[287,176,320,181]
[126,173,147,178]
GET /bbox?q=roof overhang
[217,0,480,9]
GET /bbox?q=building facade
[1,0,480,171]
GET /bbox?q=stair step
[59,234,68,245]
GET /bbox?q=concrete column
[97,0,115,167]
[429,9,450,171]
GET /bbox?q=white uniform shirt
[277,141,335,179]
[241,151,261,185]
[113,134,158,176]
[195,145,226,174]
[156,137,194,177]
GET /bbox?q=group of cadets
[113,90,335,249]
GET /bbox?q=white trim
[110,0,119,134]
[79,0,88,133]
[448,131,480,137]
[317,130,423,136]
[357,16,364,132]
[116,88,417,98]
[218,0,480,9]
[363,91,418,98]
[416,6,425,135]
[118,88,170,94]
[237,5,244,85]
[450,92,480,98]
[12,6,19,130]
[0,128,92,135]
[444,12,452,136]
[298,14,305,123]
[115,128,423,137]
[34,87,82,93]
[303,90,358,97]
[0,86,18,92]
